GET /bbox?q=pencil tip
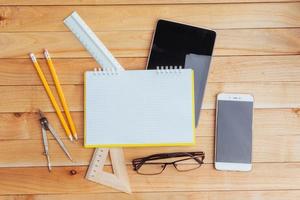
[69,135,74,142]
[73,134,78,140]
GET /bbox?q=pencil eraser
[44,49,50,58]
[29,53,37,62]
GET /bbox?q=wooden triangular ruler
[86,148,131,193]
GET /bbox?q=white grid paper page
[85,69,195,147]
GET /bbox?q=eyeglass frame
[132,151,205,175]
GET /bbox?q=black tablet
[146,19,216,126]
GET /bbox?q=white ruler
[64,12,130,193]
[64,11,124,71]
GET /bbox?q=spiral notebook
[84,68,196,147]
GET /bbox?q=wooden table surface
[0,0,300,199]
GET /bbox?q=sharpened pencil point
[73,133,78,141]
[69,135,74,142]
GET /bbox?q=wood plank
[1,0,299,5]
[208,55,300,83]
[0,134,299,167]
[1,55,300,85]
[0,58,143,86]
[1,109,299,140]
[0,139,92,167]
[0,3,299,32]
[1,190,299,200]
[0,163,300,194]
[1,29,299,58]
[0,82,299,112]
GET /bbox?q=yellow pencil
[29,53,73,141]
[44,49,78,140]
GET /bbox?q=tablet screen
[147,19,216,68]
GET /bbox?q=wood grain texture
[0,82,299,112]
[0,3,299,32]
[0,135,299,167]
[1,109,299,140]
[0,163,300,194]
[1,0,299,5]
[1,29,299,58]
[0,0,299,198]
[1,55,300,86]
[0,190,300,200]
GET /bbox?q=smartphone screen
[216,99,253,164]
[146,19,216,126]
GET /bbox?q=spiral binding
[93,68,119,75]
[93,66,183,75]
[156,66,183,74]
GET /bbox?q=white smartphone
[215,93,254,171]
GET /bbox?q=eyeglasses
[132,151,205,175]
